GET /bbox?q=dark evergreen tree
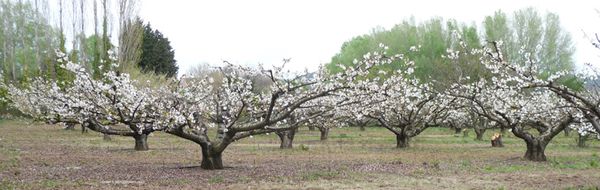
[138,22,178,77]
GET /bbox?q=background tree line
[326,8,577,89]
[0,0,177,115]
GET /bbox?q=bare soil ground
[1,120,599,189]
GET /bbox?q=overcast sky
[139,0,600,76]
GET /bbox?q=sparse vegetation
[0,120,599,189]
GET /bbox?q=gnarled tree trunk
[515,116,572,161]
[133,134,149,151]
[276,129,296,149]
[396,133,410,148]
[200,147,223,170]
[523,139,548,161]
[319,127,329,141]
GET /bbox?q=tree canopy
[326,8,576,89]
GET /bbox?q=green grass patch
[0,180,16,190]
[208,176,224,184]
[564,186,600,190]
[482,164,527,173]
[40,179,59,189]
[301,170,340,181]
[0,146,20,172]
[460,160,472,168]
[550,156,600,169]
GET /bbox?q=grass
[0,146,20,171]
[549,156,600,169]
[0,120,599,189]
[301,170,340,181]
[0,180,16,190]
[564,186,600,190]
[208,176,224,184]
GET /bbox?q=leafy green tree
[483,8,574,75]
[327,8,575,89]
[0,0,60,83]
[483,8,579,90]
[325,18,483,88]
[483,10,515,60]
[326,35,374,74]
[445,21,489,83]
[138,22,178,78]
[413,18,449,82]
[0,0,63,115]
[80,34,109,78]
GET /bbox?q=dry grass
[1,120,599,189]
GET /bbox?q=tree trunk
[563,127,571,137]
[133,134,149,151]
[276,129,296,149]
[577,134,587,148]
[396,134,410,148]
[524,139,548,161]
[474,128,485,141]
[200,146,224,170]
[319,127,329,141]
[64,123,75,130]
[452,127,461,137]
[81,125,88,133]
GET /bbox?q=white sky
[139,0,600,76]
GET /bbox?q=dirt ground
[1,120,599,189]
